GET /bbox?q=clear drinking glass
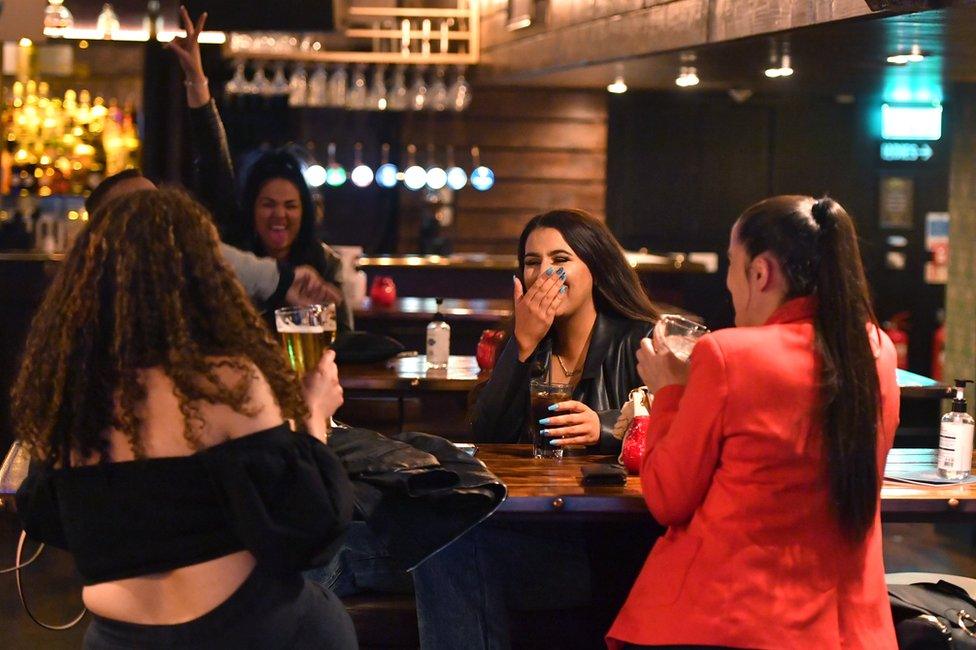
[346,64,368,110]
[275,304,337,376]
[653,314,708,361]
[288,65,308,107]
[251,62,272,96]
[327,64,348,108]
[387,65,409,111]
[409,68,428,111]
[271,63,289,96]
[225,61,247,96]
[307,65,328,107]
[367,65,388,111]
[529,378,573,459]
[448,67,472,112]
[427,65,449,112]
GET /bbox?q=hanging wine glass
[225,61,247,96]
[428,65,449,112]
[351,142,374,187]
[325,142,347,187]
[367,65,388,111]
[347,64,368,110]
[252,62,273,96]
[328,64,348,108]
[448,66,473,112]
[469,146,494,191]
[307,64,328,107]
[288,65,308,107]
[425,144,447,190]
[409,67,428,111]
[445,145,467,190]
[271,63,289,96]
[375,143,398,188]
[387,65,409,111]
[403,144,426,191]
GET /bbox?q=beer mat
[883,468,976,486]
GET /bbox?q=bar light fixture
[764,41,794,78]
[675,53,699,88]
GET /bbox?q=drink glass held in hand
[275,304,337,375]
[529,379,572,459]
[654,314,708,361]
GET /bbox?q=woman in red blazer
[608,196,899,649]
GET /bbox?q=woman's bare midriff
[83,551,257,625]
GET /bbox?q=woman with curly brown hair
[13,189,357,649]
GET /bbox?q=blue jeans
[305,522,413,598]
[411,522,592,650]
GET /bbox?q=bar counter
[359,252,710,274]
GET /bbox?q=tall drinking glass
[654,314,708,361]
[275,304,337,375]
[529,378,573,459]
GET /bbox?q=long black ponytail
[736,195,881,541]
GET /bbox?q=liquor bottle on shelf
[426,298,450,369]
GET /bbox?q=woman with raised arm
[609,196,899,649]
[167,8,352,331]
[14,190,356,649]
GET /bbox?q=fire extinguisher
[932,309,946,381]
[883,312,910,370]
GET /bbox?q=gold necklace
[553,352,581,378]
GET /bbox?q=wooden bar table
[477,445,976,524]
[338,355,482,435]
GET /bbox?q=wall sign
[880,142,934,162]
[879,176,915,229]
[924,212,949,285]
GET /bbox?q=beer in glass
[274,304,337,375]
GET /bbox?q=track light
[607,75,627,94]
[675,66,699,88]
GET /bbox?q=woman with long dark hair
[168,8,352,331]
[609,196,899,649]
[14,190,356,649]
[471,208,659,453]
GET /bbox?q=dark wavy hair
[12,189,308,465]
[237,149,328,272]
[736,195,881,541]
[517,209,659,323]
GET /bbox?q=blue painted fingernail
[550,439,560,446]
[545,267,554,276]
[548,403,559,411]
[557,268,566,277]
[540,429,550,436]
[559,286,567,293]
[539,417,551,425]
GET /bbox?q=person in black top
[470,208,659,455]
[13,189,356,649]
[168,8,353,332]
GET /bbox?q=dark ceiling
[482,5,976,102]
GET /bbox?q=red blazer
[608,297,900,650]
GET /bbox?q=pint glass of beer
[274,304,337,375]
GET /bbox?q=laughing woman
[470,208,659,454]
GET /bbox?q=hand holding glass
[653,314,708,362]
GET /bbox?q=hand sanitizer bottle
[937,379,975,480]
[426,298,450,369]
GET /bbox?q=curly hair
[12,188,308,465]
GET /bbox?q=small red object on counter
[476,329,506,371]
[619,388,651,475]
[369,276,397,308]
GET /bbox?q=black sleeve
[593,410,623,455]
[15,463,70,550]
[469,338,534,443]
[206,435,354,571]
[261,260,295,313]
[186,99,239,242]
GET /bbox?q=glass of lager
[274,304,337,375]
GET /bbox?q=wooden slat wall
[397,87,607,253]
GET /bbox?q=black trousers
[83,563,357,650]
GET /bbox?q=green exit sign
[880,142,934,162]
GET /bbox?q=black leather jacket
[470,313,653,454]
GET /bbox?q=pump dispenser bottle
[937,379,975,480]
[426,298,450,369]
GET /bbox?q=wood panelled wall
[397,87,607,254]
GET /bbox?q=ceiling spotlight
[675,66,699,88]
[888,43,926,65]
[607,75,627,94]
[765,41,793,78]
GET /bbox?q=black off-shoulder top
[15,424,353,586]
